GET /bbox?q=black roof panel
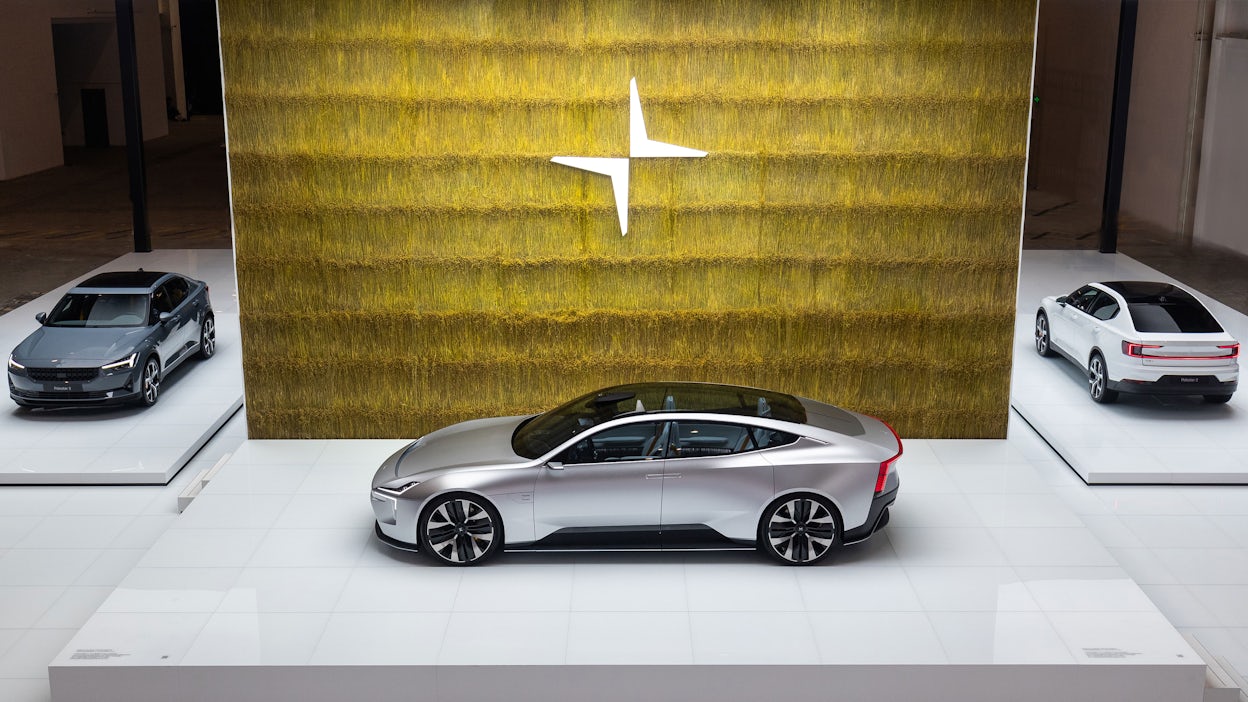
[76,271,170,290]
[1098,281,1193,302]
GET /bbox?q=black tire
[1088,352,1118,404]
[757,493,841,565]
[138,356,161,407]
[1205,394,1233,404]
[1035,311,1055,357]
[197,314,216,359]
[419,493,503,566]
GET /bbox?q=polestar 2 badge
[552,77,706,235]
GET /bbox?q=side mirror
[159,311,173,324]
[1056,296,1067,306]
[35,312,47,324]
[546,461,564,471]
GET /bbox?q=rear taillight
[1122,340,1239,360]
[1122,341,1162,358]
[875,420,903,495]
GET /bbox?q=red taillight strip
[872,418,903,495]
[1122,340,1239,360]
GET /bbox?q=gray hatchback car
[8,270,215,408]
[372,382,902,566]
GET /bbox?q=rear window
[1128,297,1223,333]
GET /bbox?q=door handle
[645,474,681,479]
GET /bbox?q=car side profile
[1036,281,1238,404]
[7,270,215,408]
[371,382,902,566]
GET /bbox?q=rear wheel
[1088,352,1118,404]
[197,315,216,359]
[1205,394,1233,404]
[758,494,841,565]
[1035,311,1055,357]
[419,493,502,566]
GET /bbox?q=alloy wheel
[1035,314,1050,356]
[1089,355,1106,401]
[765,497,837,564]
[423,497,497,565]
[141,359,160,406]
[200,317,216,358]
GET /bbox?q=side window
[559,422,665,465]
[165,277,190,308]
[670,422,755,458]
[1089,293,1120,321]
[1068,286,1099,313]
[750,428,800,450]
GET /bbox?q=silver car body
[371,383,901,564]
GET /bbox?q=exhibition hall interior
[2,0,1248,700]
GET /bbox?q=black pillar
[1100,0,1137,254]
[115,0,152,253]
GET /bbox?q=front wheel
[1088,353,1118,404]
[1205,394,1233,404]
[419,493,502,566]
[758,494,841,565]
[138,357,161,407]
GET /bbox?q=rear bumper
[1108,375,1237,397]
[843,484,897,545]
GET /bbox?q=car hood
[393,415,534,480]
[12,326,148,365]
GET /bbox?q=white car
[1036,281,1239,404]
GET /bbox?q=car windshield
[1127,294,1223,333]
[45,293,149,328]
[511,383,806,459]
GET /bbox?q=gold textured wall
[219,0,1036,439]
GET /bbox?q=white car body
[1036,281,1239,403]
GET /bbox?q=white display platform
[1012,250,1248,484]
[0,250,244,485]
[49,439,1206,702]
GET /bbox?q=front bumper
[8,366,142,406]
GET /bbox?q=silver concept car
[371,382,902,566]
[8,270,215,408]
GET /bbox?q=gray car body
[8,271,212,406]
[371,389,900,553]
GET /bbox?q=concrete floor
[1023,189,1248,315]
[0,117,231,314]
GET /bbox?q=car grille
[25,367,100,382]
[12,388,112,400]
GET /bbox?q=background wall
[220,0,1037,440]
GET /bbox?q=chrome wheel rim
[767,498,835,563]
[425,498,494,564]
[201,317,215,356]
[1035,316,1048,354]
[142,360,160,404]
[1089,357,1105,399]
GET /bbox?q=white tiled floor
[44,434,1212,702]
[0,408,247,702]
[1012,250,1248,484]
[0,250,243,485]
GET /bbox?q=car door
[659,421,775,546]
[532,420,668,542]
[1082,292,1121,359]
[1054,285,1098,354]
[153,277,195,367]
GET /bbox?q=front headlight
[7,354,23,371]
[101,353,138,372]
[375,481,420,497]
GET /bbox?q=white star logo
[552,78,706,235]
